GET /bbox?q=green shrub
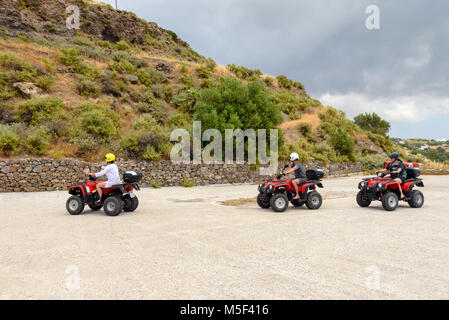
[76,77,101,97]
[166,30,178,40]
[200,78,214,88]
[25,129,49,155]
[0,124,21,155]
[182,176,195,188]
[329,129,355,160]
[141,145,161,160]
[0,53,37,82]
[138,67,167,86]
[115,40,131,51]
[205,58,216,72]
[195,78,283,135]
[16,97,65,125]
[180,64,188,74]
[196,65,210,79]
[354,112,390,135]
[263,76,274,87]
[151,181,162,189]
[132,114,157,130]
[293,81,304,90]
[97,40,112,49]
[76,103,120,143]
[44,23,56,33]
[180,74,195,89]
[173,89,200,114]
[298,123,314,142]
[60,47,101,79]
[42,59,55,74]
[276,75,293,89]
[227,64,262,81]
[36,76,54,92]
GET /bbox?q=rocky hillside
[0,0,396,166]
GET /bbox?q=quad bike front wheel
[257,193,271,209]
[382,192,399,211]
[356,191,372,207]
[103,196,123,216]
[124,196,139,212]
[270,193,289,212]
[408,190,424,208]
[66,196,84,215]
[306,191,322,210]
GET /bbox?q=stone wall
[0,158,363,193]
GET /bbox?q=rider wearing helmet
[283,152,306,200]
[377,152,407,199]
[89,153,122,203]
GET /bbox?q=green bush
[227,64,262,81]
[205,58,217,72]
[97,40,112,49]
[0,124,21,155]
[25,128,49,155]
[141,145,161,161]
[276,75,293,89]
[138,67,167,86]
[76,103,120,143]
[182,176,195,188]
[60,47,101,79]
[166,30,178,40]
[0,53,37,82]
[196,65,210,79]
[35,76,54,92]
[293,81,304,90]
[195,78,283,134]
[263,76,274,87]
[298,123,314,142]
[132,114,157,130]
[16,97,65,126]
[329,129,355,160]
[180,64,188,74]
[180,74,195,89]
[76,77,101,97]
[354,112,390,136]
[115,40,131,51]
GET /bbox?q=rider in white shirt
[89,153,122,203]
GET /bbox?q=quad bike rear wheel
[124,196,139,212]
[356,191,372,207]
[66,196,84,215]
[270,193,289,212]
[103,196,123,216]
[291,198,305,207]
[306,191,322,210]
[382,192,398,211]
[257,193,271,209]
[408,190,424,208]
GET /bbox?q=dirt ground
[1,175,448,300]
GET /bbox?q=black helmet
[389,152,400,159]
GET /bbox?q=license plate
[128,191,135,198]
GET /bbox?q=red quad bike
[66,171,143,216]
[257,165,325,212]
[356,162,424,211]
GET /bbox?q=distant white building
[436,138,447,142]
[398,140,405,144]
[420,145,430,151]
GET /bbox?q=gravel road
[1,175,448,299]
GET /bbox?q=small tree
[354,112,390,136]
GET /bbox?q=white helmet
[290,152,299,161]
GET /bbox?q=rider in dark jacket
[377,152,407,199]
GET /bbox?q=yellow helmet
[104,153,116,163]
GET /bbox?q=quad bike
[257,165,325,212]
[356,163,424,211]
[66,171,143,216]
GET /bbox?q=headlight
[360,182,365,188]
[378,183,383,188]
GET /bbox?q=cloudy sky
[101,0,449,139]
